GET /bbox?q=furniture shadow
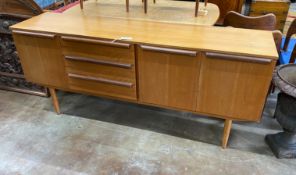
[57,91,279,157]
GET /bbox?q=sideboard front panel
[196,52,276,121]
[137,45,201,111]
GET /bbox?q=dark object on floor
[0,0,48,96]
[266,64,296,158]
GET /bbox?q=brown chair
[223,11,276,31]
[281,19,296,64]
[273,30,283,55]
[283,19,296,51]
[279,19,296,64]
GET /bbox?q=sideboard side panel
[12,33,68,88]
[196,53,276,121]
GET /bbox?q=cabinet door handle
[61,36,130,48]
[205,52,272,64]
[13,30,55,39]
[68,73,134,88]
[65,56,133,69]
[140,45,197,57]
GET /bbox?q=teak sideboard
[10,12,278,148]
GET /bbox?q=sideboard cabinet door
[137,45,200,111]
[197,52,276,121]
[12,31,68,89]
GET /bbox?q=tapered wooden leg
[49,88,60,114]
[195,0,199,17]
[153,0,156,4]
[222,119,232,148]
[144,0,147,13]
[80,0,83,9]
[126,0,129,12]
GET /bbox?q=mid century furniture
[10,12,278,148]
[0,0,48,96]
[80,0,202,16]
[80,0,132,12]
[267,64,296,158]
[248,0,290,31]
[280,19,296,64]
[208,0,244,24]
[223,11,276,31]
[66,0,219,26]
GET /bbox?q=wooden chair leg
[80,0,83,9]
[153,0,156,4]
[126,0,129,12]
[222,119,232,148]
[144,0,147,13]
[49,88,60,114]
[195,0,199,17]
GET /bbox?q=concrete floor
[0,89,296,174]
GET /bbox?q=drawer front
[61,36,135,64]
[68,73,137,100]
[60,36,137,100]
[64,55,136,82]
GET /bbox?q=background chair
[223,11,276,30]
[280,19,296,64]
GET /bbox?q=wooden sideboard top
[11,12,278,59]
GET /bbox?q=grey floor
[0,89,296,174]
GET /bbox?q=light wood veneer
[11,12,278,148]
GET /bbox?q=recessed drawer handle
[61,36,130,48]
[68,73,134,88]
[13,30,55,39]
[205,52,272,64]
[65,56,133,69]
[140,45,197,57]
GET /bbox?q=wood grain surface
[11,12,278,59]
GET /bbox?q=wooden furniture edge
[12,25,277,148]
[11,29,279,60]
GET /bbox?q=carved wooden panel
[0,0,43,17]
[0,0,48,96]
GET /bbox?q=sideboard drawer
[61,36,135,64]
[64,55,136,82]
[68,73,137,100]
